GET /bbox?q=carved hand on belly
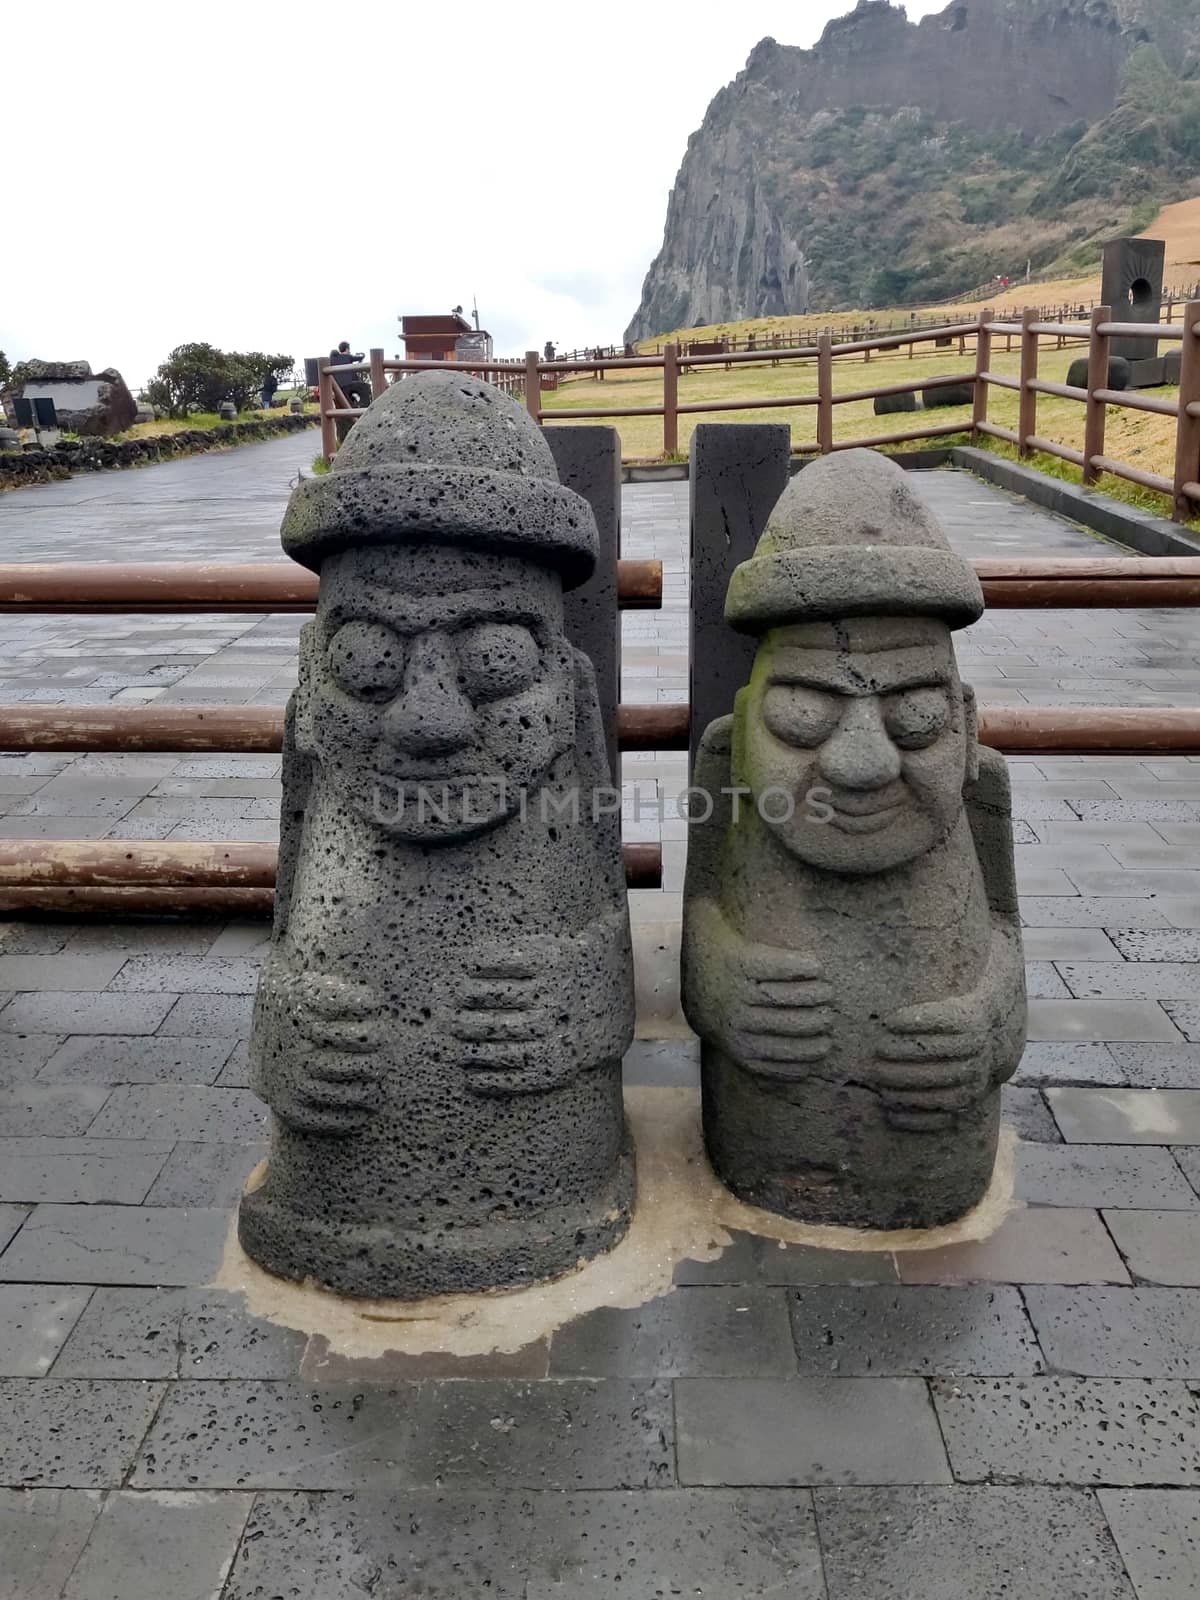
[726,942,836,1081]
[449,939,582,1096]
[876,992,990,1131]
[253,962,387,1135]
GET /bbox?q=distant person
[261,372,278,410]
[544,340,556,361]
[329,340,370,407]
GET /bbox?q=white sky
[4,0,947,388]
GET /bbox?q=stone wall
[0,413,319,489]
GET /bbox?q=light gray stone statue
[683,450,1026,1229]
[238,373,635,1298]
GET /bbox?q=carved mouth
[827,797,907,834]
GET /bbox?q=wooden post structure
[662,343,679,458]
[972,309,994,437]
[817,332,834,455]
[318,364,336,463]
[1083,305,1111,488]
[1172,299,1200,523]
[1018,306,1039,458]
[369,348,386,404]
[524,352,541,421]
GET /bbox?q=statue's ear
[293,620,319,755]
[961,681,980,787]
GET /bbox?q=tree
[0,351,10,390]
[145,343,294,417]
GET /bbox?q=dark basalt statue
[238,373,635,1297]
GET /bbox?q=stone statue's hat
[725,448,984,634]
[281,372,597,587]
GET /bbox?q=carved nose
[381,635,475,756]
[817,697,902,791]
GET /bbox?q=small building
[400,314,493,364]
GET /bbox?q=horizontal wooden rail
[0,561,664,613]
[0,702,693,754]
[1026,435,1086,469]
[980,371,1022,392]
[976,557,1200,607]
[977,420,1021,445]
[1090,456,1175,496]
[1096,322,1186,341]
[833,373,975,407]
[0,840,663,896]
[1096,388,1178,418]
[830,422,969,451]
[1029,379,1088,403]
[977,707,1200,754]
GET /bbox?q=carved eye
[884,687,950,750]
[456,624,540,702]
[328,620,406,701]
[762,685,843,748]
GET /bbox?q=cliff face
[626,0,1200,341]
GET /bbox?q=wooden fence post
[973,309,993,437]
[1172,299,1200,522]
[369,348,386,403]
[524,351,541,422]
[1083,305,1110,488]
[817,332,834,455]
[662,343,679,457]
[318,365,337,463]
[1018,306,1039,458]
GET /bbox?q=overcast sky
[5,0,947,387]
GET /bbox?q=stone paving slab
[931,1377,1200,1485]
[815,1485,1135,1600]
[788,1285,1043,1376]
[1026,1287,1200,1378]
[0,1379,166,1487]
[1099,1488,1200,1600]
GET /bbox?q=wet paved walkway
[1,452,1200,1596]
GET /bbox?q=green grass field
[539,338,1192,523]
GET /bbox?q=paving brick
[1049,1088,1200,1144]
[0,1138,172,1203]
[674,1376,951,1486]
[0,1488,104,1600]
[0,955,127,992]
[1022,928,1124,961]
[157,993,254,1036]
[896,1208,1129,1285]
[1027,999,1182,1043]
[0,1287,90,1376]
[0,1035,64,1086]
[673,1231,898,1286]
[815,1486,1134,1600]
[788,1285,1042,1376]
[1026,963,1074,998]
[524,1489,826,1599]
[1104,1211,1200,1286]
[548,1287,794,1377]
[60,1489,253,1600]
[144,1140,264,1207]
[0,994,175,1036]
[0,1379,165,1487]
[132,1379,674,1490]
[51,1288,185,1378]
[179,1291,308,1378]
[38,1035,233,1086]
[222,1490,535,1600]
[108,957,260,994]
[86,1085,266,1142]
[1166,1003,1200,1042]
[1021,898,1172,929]
[1015,1042,1124,1086]
[215,1041,251,1087]
[1105,1045,1200,1089]
[621,1039,700,1086]
[1026,1287,1200,1378]
[1003,1087,1062,1141]
[1098,1488,1200,1600]
[0,1085,108,1137]
[0,1195,27,1251]
[1016,1144,1199,1210]
[0,1205,229,1286]
[1110,930,1200,962]
[932,1377,1200,1485]
[1060,964,1200,1000]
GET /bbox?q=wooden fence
[318,303,1200,523]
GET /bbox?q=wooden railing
[318,307,1200,523]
